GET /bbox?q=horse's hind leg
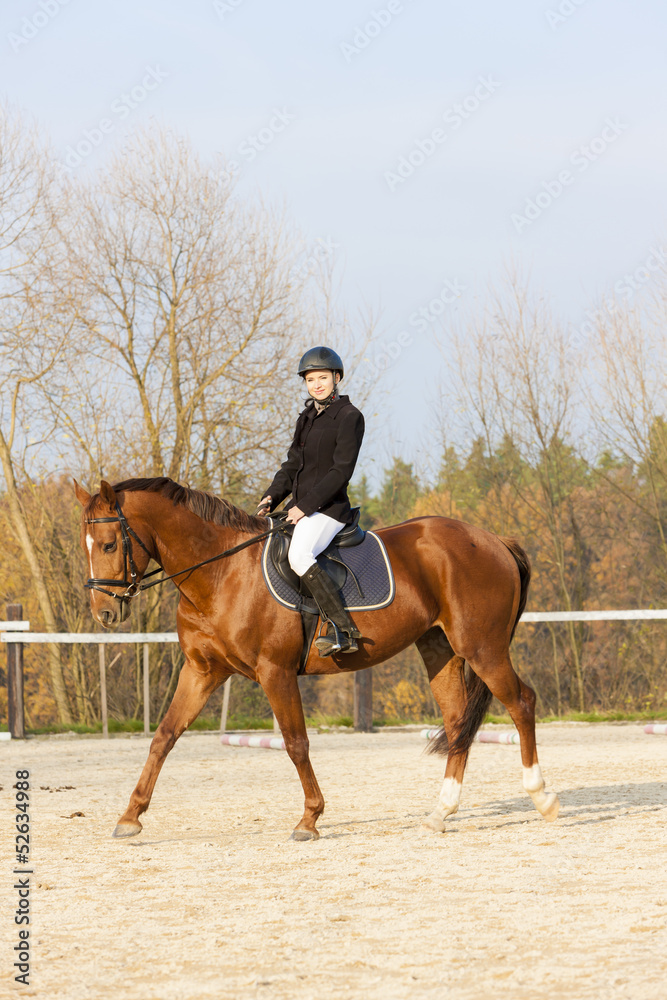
[113,662,224,838]
[417,627,468,833]
[468,647,559,822]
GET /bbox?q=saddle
[262,509,395,673]
[268,507,365,595]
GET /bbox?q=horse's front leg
[260,665,324,841]
[113,662,225,838]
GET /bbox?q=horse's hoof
[540,793,560,823]
[290,828,320,842]
[419,815,446,834]
[112,821,142,839]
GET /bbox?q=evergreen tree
[372,458,421,527]
[435,445,461,493]
[349,474,376,530]
[493,433,526,487]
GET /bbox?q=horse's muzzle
[97,607,118,628]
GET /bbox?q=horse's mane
[110,477,267,533]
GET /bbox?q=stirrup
[314,621,345,656]
[314,622,359,657]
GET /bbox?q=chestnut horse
[74,477,559,840]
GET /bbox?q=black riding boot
[302,562,361,657]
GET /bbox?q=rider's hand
[286,506,305,524]
[256,496,272,515]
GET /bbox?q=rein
[85,500,288,607]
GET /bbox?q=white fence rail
[521,610,667,622]
[3,609,667,739]
[8,609,667,645]
[0,632,179,643]
[0,627,234,740]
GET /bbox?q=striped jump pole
[220,733,286,750]
[644,724,667,735]
[421,728,520,745]
[421,729,439,741]
[477,730,520,745]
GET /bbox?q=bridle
[84,499,288,609]
[84,500,157,606]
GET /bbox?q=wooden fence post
[143,643,150,736]
[220,676,231,732]
[99,645,108,739]
[7,603,25,739]
[354,668,373,732]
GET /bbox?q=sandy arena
[1,723,666,999]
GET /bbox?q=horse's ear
[99,480,116,507]
[73,479,91,506]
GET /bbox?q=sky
[2,0,666,487]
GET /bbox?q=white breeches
[288,511,346,577]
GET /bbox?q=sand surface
[1,723,666,999]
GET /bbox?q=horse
[74,476,559,841]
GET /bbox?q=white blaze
[85,532,95,577]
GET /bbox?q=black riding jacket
[262,394,365,524]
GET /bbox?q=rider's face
[304,370,338,400]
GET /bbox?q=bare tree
[0,116,380,727]
[437,277,591,710]
[0,103,72,723]
[592,296,667,592]
[54,129,371,498]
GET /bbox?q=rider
[258,346,365,656]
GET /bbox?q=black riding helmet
[297,346,344,381]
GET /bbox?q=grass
[4,707,666,737]
[305,714,354,729]
[485,709,667,724]
[17,713,276,736]
[536,709,667,723]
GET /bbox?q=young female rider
[258,346,365,656]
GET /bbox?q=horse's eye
[103,541,117,553]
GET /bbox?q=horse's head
[74,479,152,628]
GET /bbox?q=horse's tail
[426,536,531,760]
[500,536,532,641]
[427,668,492,759]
